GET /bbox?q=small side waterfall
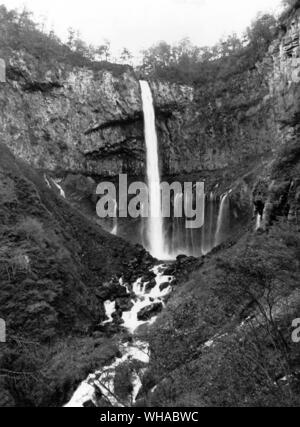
[255,214,262,231]
[202,193,215,255]
[215,193,230,247]
[140,81,166,260]
[111,200,118,236]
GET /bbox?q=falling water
[202,193,215,255]
[111,200,118,236]
[52,179,66,199]
[255,214,262,231]
[140,81,166,260]
[215,193,230,247]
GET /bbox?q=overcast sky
[2,0,283,59]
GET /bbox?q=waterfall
[140,81,166,260]
[255,214,262,231]
[52,179,66,199]
[215,193,230,246]
[111,200,118,236]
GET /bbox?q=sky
[2,0,283,59]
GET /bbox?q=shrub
[16,217,45,245]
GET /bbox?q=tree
[95,39,111,62]
[120,47,133,65]
[67,27,76,49]
[246,13,277,61]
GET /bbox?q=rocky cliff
[252,5,300,227]
[0,52,193,178]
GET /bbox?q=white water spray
[255,214,262,231]
[140,81,166,260]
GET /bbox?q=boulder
[83,400,96,408]
[115,297,134,312]
[145,279,157,293]
[96,282,128,301]
[137,303,163,321]
[159,281,171,292]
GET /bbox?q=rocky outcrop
[0,53,146,176]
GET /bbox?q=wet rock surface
[137,303,163,321]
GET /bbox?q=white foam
[102,300,116,324]
[122,266,173,334]
[65,265,173,408]
[64,381,95,407]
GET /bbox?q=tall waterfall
[140,81,166,260]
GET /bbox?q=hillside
[0,142,152,406]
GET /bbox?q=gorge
[0,0,300,408]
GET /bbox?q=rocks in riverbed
[159,281,171,292]
[83,400,96,408]
[96,280,129,301]
[115,297,134,312]
[137,303,163,321]
[145,279,157,293]
[95,323,122,337]
[141,271,156,283]
[163,255,200,280]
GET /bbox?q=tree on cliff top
[0,5,126,75]
[139,13,277,85]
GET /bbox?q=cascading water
[140,81,167,260]
[105,82,238,259]
[255,214,262,231]
[215,192,230,247]
[65,265,174,407]
[202,193,215,255]
[111,200,118,236]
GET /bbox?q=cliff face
[1,55,144,176]
[252,6,300,227]
[0,45,275,179]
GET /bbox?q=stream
[65,264,174,407]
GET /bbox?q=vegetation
[139,222,300,406]
[0,143,145,406]
[0,3,282,85]
[0,5,132,74]
[138,13,277,85]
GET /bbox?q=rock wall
[0,54,145,176]
[0,53,193,177]
[253,5,300,227]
